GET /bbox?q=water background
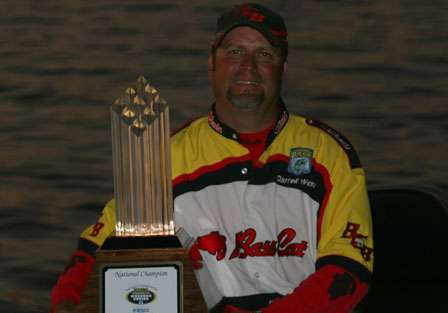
[0,0,447,312]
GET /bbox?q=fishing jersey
[51,106,373,312]
[171,108,373,308]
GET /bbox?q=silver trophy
[110,76,174,237]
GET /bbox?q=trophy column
[77,77,207,313]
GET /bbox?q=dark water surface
[1,0,447,312]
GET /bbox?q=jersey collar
[207,100,289,149]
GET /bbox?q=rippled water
[1,0,447,312]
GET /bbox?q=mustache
[233,80,261,86]
[233,70,262,83]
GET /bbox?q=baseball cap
[213,3,288,59]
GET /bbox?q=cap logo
[241,4,265,22]
[270,27,287,37]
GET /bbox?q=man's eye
[259,51,273,58]
[227,49,242,55]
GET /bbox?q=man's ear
[208,42,217,72]
[208,53,214,72]
[208,52,215,81]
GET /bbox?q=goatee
[226,89,265,111]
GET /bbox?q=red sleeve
[261,262,369,313]
[50,244,97,312]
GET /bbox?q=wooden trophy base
[77,236,207,313]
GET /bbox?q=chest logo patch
[230,228,308,259]
[188,228,308,269]
[288,147,313,176]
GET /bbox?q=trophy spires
[137,75,147,85]
[113,77,168,136]
[111,76,173,236]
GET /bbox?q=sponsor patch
[287,147,313,176]
[189,228,308,267]
[208,111,223,134]
[342,222,373,262]
[273,110,288,135]
[230,227,308,259]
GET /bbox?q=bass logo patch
[288,147,313,176]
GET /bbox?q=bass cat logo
[288,147,313,176]
[189,228,308,269]
[230,228,308,259]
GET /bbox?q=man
[52,3,373,313]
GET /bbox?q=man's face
[209,26,285,113]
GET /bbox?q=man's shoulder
[287,114,362,169]
[171,116,209,140]
[171,115,211,155]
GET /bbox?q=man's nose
[239,52,257,70]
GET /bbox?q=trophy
[78,76,206,313]
[111,75,174,238]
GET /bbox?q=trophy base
[77,236,207,313]
[102,235,183,249]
